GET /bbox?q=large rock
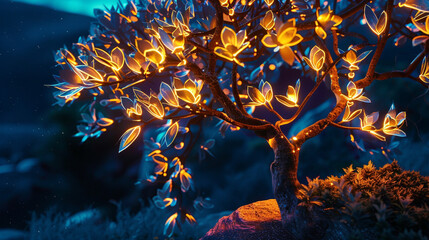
[201,199,294,240]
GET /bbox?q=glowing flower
[303,45,325,72]
[420,56,429,83]
[275,79,300,108]
[341,104,362,122]
[214,27,249,66]
[364,4,388,36]
[383,104,406,137]
[360,111,386,141]
[135,38,166,67]
[262,19,303,65]
[159,28,185,55]
[133,88,165,119]
[120,96,143,118]
[247,80,273,105]
[341,49,372,71]
[173,78,202,104]
[360,111,379,131]
[260,10,275,30]
[315,6,343,39]
[344,81,371,103]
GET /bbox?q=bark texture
[268,134,300,226]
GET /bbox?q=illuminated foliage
[50,0,429,237]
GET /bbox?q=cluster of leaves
[299,161,429,239]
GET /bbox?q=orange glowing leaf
[376,11,388,34]
[164,122,179,147]
[399,0,429,13]
[275,95,297,107]
[247,86,266,105]
[125,55,142,74]
[176,89,197,103]
[180,169,192,192]
[420,56,429,83]
[94,48,111,62]
[315,26,327,39]
[147,95,165,119]
[144,49,165,65]
[119,126,141,153]
[75,65,104,82]
[164,213,178,237]
[364,5,388,35]
[111,47,125,70]
[370,131,386,141]
[262,35,277,48]
[261,10,275,30]
[383,128,406,137]
[221,26,237,47]
[97,118,114,127]
[260,81,273,102]
[279,46,295,65]
[185,213,196,224]
[342,105,362,122]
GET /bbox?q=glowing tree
[50,0,429,236]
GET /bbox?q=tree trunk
[268,134,301,226]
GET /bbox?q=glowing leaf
[160,82,179,107]
[111,47,125,70]
[247,86,266,105]
[400,0,429,12]
[125,55,142,74]
[260,81,273,102]
[75,65,104,82]
[119,126,141,153]
[144,49,165,65]
[180,169,193,192]
[364,5,388,35]
[279,46,295,65]
[420,56,429,83]
[275,95,297,107]
[370,131,386,141]
[261,10,275,30]
[221,27,237,47]
[303,45,325,72]
[185,213,196,224]
[342,105,362,122]
[163,213,178,237]
[164,122,179,147]
[262,35,277,48]
[94,48,111,62]
[97,118,114,127]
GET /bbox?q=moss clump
[299,161,429,240]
